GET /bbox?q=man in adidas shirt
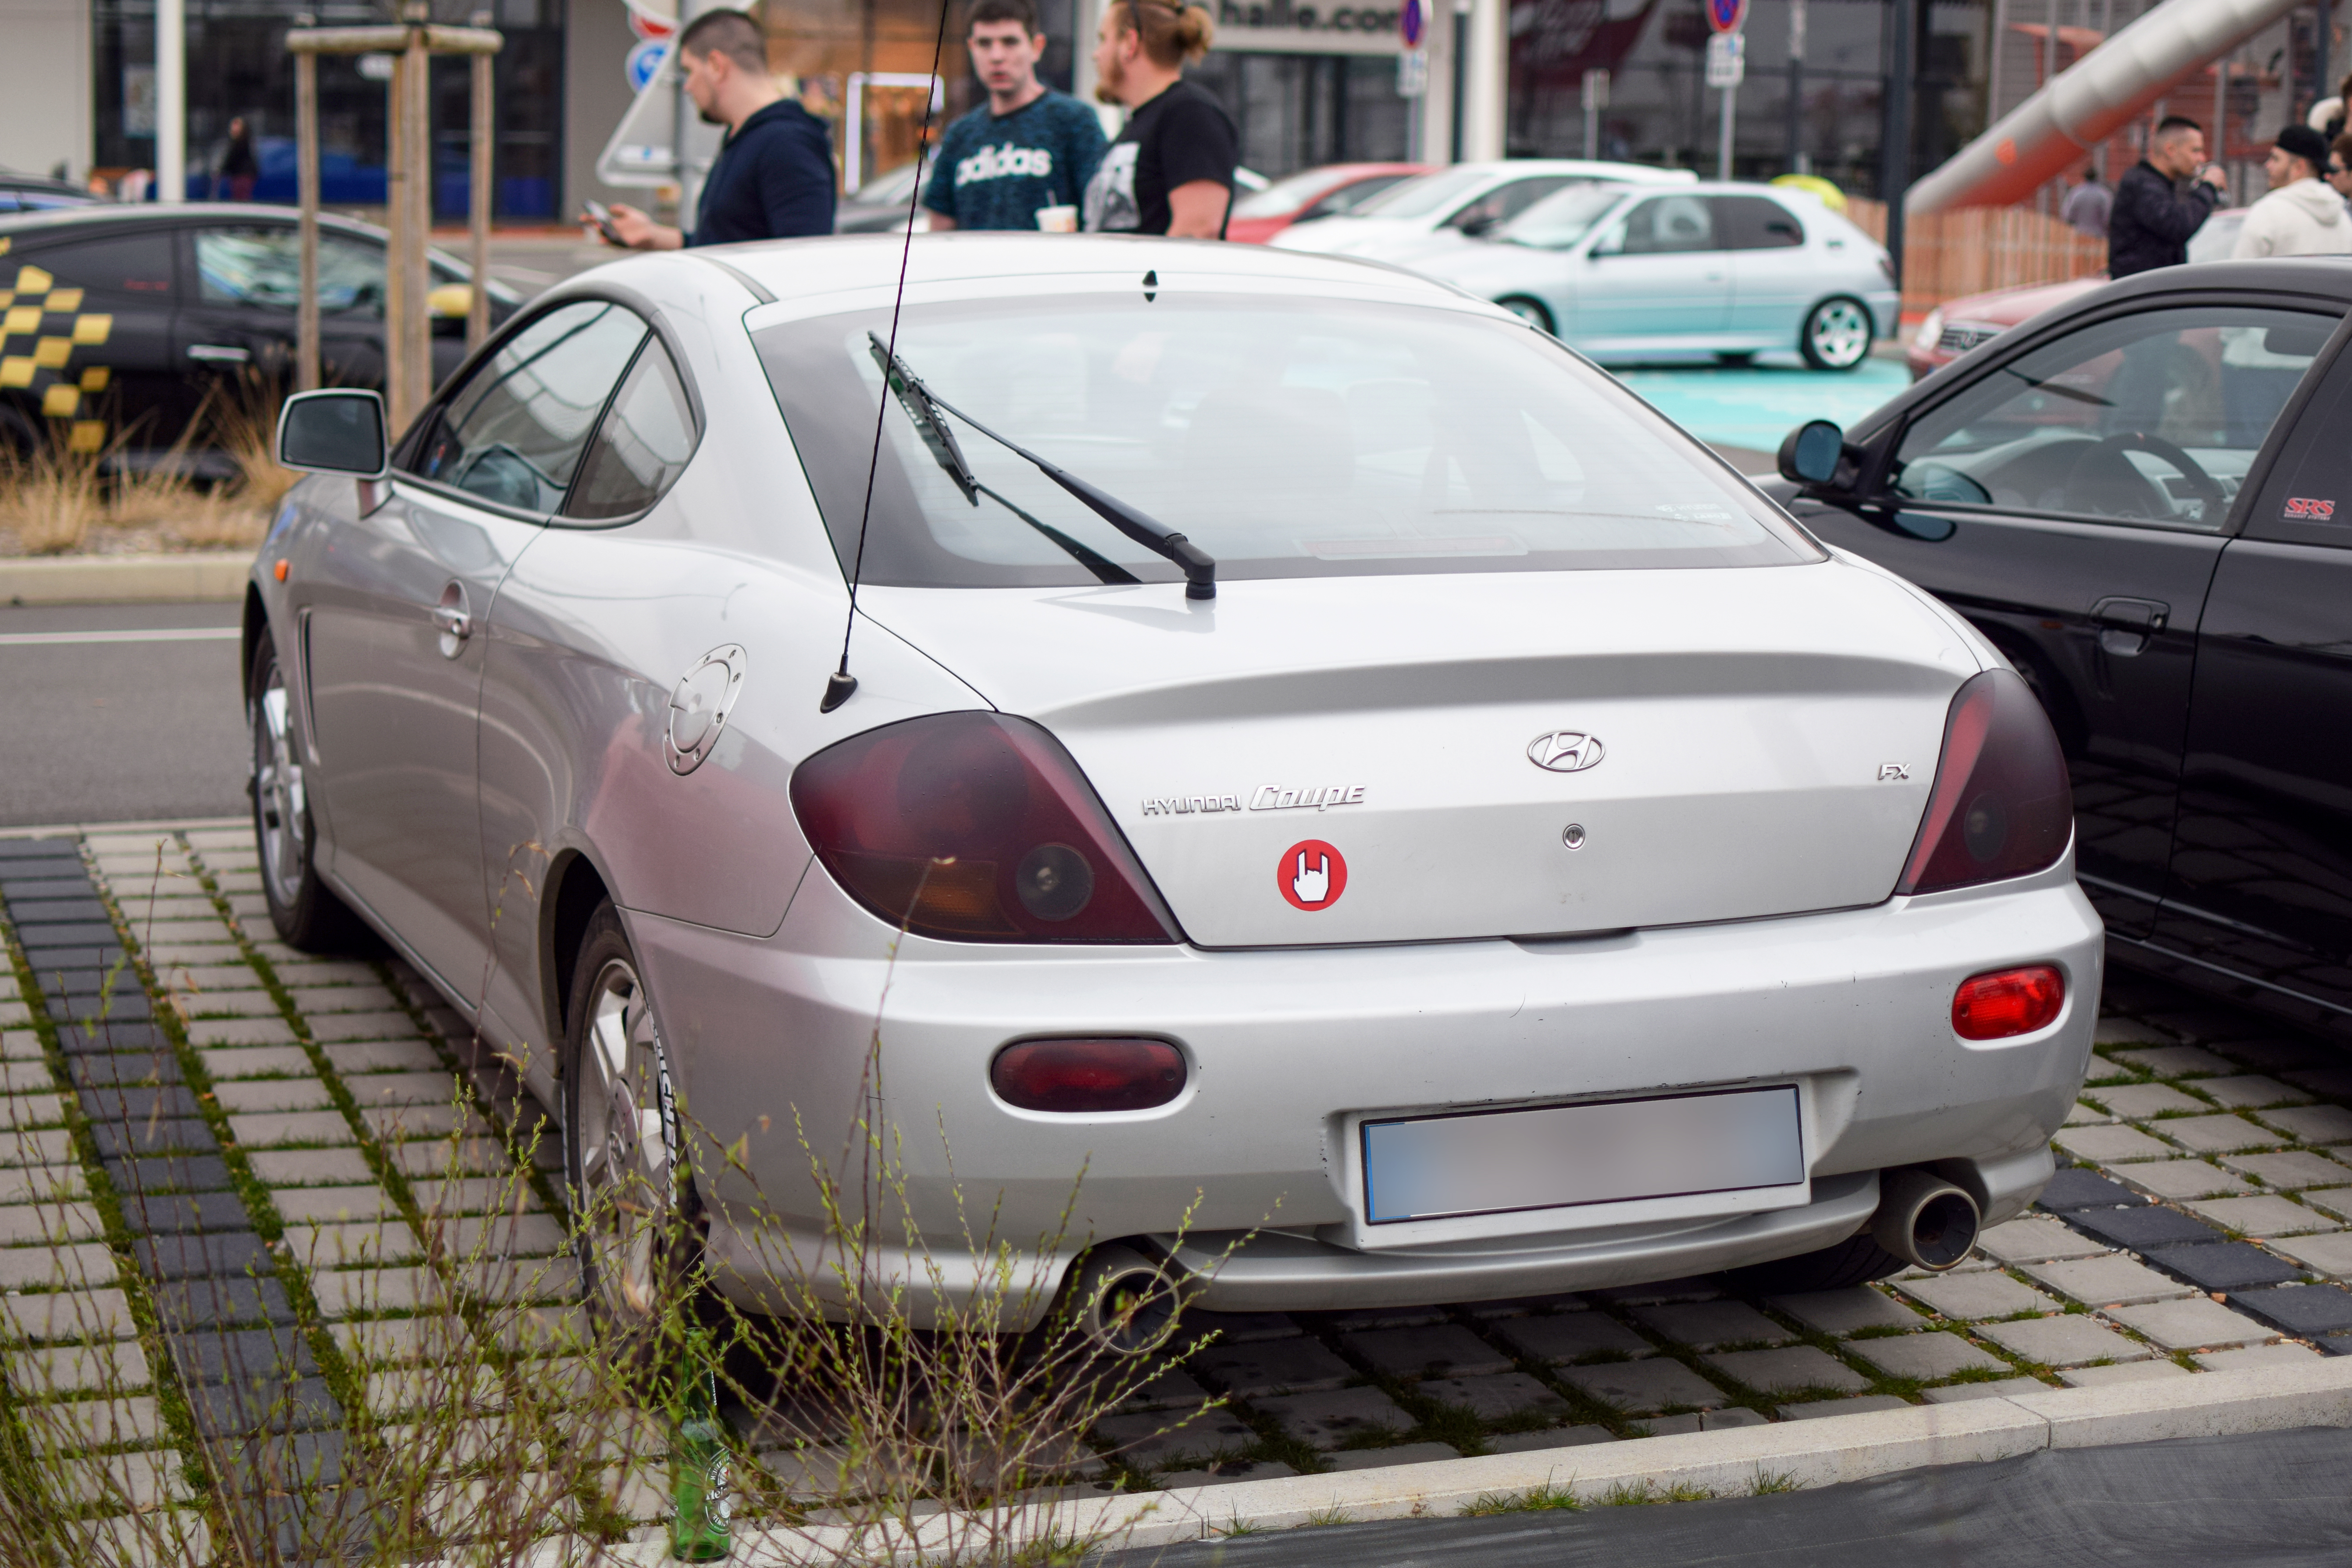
[924,0,1108,231]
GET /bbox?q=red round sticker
[1278,840,1347,911]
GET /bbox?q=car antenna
[823,0,952,715]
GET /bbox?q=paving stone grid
[7,826,2352,1536]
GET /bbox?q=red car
[1224,161,1434,245]
[1905,276,2102,380]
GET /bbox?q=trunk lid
[858,563,1980,947]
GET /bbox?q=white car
[258,233,2098,1336]
[1270,158,1697,264]
[1413,181,1900,369]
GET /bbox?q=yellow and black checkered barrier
[0,237,118,453]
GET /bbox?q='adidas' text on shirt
[957,144,1054,186]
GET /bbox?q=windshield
[754,295,1818,589]
[1498,184,1632,250]
[1350,167,1493,219]
[1232,168,1347,219]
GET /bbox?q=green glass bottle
[670,1335,733,1562]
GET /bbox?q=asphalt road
[0,600,249,827]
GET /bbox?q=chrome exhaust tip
[1063,1243,1190,1354]
[1870,1168,1982,1272]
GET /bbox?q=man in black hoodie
[2107,115,2227,277]
[601,9,835,248]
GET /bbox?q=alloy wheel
[253,667,309,913]
[1808,300,1872,369]
[572,956,674,1331]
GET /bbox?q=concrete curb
[565,1361,2352,1566]
[0,553,250,604]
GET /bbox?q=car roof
[1448,159,1696,182]
[0,202,395,242]
[623,231,1503,316]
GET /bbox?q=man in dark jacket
[601,9,834,248]
[2107,115,2227,277]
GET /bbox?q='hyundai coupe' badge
[1527,731,1605,772]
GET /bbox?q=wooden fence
[1845,199,2109,314]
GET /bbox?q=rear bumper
[637,856,2101,1325]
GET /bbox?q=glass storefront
[90,0,566,219]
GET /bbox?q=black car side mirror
[1778,419,1851,487]
[277,389,389,479]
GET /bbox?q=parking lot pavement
[5,819,2350,1546]
[1617,359,1910,463]
[0,604,248,828]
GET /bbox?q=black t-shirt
[1081,79,1238,237]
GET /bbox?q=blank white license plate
[1361,1085,1804,1225]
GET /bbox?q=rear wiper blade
[867,332,1217,600]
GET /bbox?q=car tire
[1723,1230,1905,1295]
[1497,296,1556,334]
[564,901,705,1354]
[1800,297,1874,371]
[249,629,371,953]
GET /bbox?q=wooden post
[469,12,494,350]
[295,15,320,392]
[401,5,433,427]
[385,43,410,427]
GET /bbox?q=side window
[194,226,386,314]
[564,338,696,521]
[1889,305,2330,529]
[2244,323,2352,548]
[1621,195,1717,254]
[406,300,647,513]
[1716,195,1805,249]
[1298,172,1409,222]
[13,229,176,300]
[1445,176,1572,233]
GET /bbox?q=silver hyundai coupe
[253,234,2098,1338]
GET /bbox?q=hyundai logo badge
[1527,731,1606,772]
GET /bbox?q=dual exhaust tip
[1062,1168,1984,1343]
[1872,1167,1983,1272]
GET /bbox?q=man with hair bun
[1081,0,1238,238]
[924,0,1108,230]
[599,6,835,248]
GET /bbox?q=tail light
[1952,964,2065,1039]
[991,1038,1186,1112]
[790,711,1179,943]
[1897,669,2073,896]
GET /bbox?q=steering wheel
[2063,432,2225,521]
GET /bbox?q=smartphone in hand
[580,199,625,246]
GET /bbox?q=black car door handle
[2091,596,2170,657]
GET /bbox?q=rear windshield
[753,294,1820,589]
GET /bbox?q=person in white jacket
[2234,125,2352,257]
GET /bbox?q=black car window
[2243,325,2352,550]
[1888,304,2332,531]
[194,226,391,315]
[1618,194,1718,254]
[563,337,696,522]
[407,300,646,514]
[11,229,176,300]
[1715,194,1805,249]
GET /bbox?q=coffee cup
[1035,204,1078,233]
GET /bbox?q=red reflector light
[789,711,1178,943]
[1952,965,2065,1040]
[990,1038,1187,1113]
[1898,669,2074,896]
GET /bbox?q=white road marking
[0,628,242,646]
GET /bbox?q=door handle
[433,580,471,658]
[2091,596,2169,657]
[187,343,252,364]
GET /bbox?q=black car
[0,168,103,214]
[0,204,520,471]
[1763,258,2352,1044]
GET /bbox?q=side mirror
[1777,418,1848,486]
[276,388,389,479]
